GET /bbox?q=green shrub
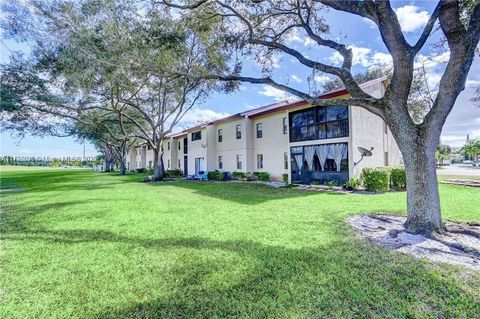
[166,169,183,177]
[344,177,360,190]
[310,180,321,185]
[207,171,224,181]
[325,180,340,188]
[136,168,146,173]
[254,171,270,181]
[232,171,246,180]
[390,167,406,191]
[362,167,390,192]
[145,168,154,176]
[282,173,289,184]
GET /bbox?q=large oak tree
[1,0,230,180]
[165,0,480,235]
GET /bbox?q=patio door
[195,157,204,175]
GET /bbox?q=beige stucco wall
[252,112,289,180]
[127,147,136,171]
[213,117,248,173]
[349,80,401,178]
[349,106,386,178]
[145,147,154,169]
[187,128,207,174]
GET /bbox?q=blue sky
[1,1,479,156]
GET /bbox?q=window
[384,152,389,166]
[256,123,263,138]
[284,152,288,170]
[178,141,181,150]
[384,122,388,134]
[167,142,170,150]
[178,159,181,168]
[236,154,242,169]
[257,154,263,169]
[167,159,170,169]
[218,156,223,169]
[148,145,152,150]
[149,161,152,169]
[218,129,223,142]
[283,117,288,134]
[191,131,202,141]
[236,124,242,139]
[289,105,349,142]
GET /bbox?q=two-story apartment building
[126,77,401,183]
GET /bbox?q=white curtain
[331,143,347,171]
[304,146,316,170]
[315,145,329,171]
[294,154,304,170]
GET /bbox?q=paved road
[437,164,480,176]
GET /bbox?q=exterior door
[184,155,188,176]
[195,157,204,175]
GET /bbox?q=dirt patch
[348,214,480,271]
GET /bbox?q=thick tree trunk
[400,137,444,235]
[119,160,126,175]
[152,149,165,181]
[104,159,112,172]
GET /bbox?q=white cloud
[441,86,480,147]
[291,74,303,83]
[394,5,430,33]
[314,75,331,84]
[286,29,304,44]
[257,85,293,101]
[330,45,391,67]
[416,51,450,69]
[244,103,260,110]
[362,17,376,29]
[466,79,480,88]
[371,52,393,65]
[304,37,316,47]
[257,54,281,69]
[178,108,230,129]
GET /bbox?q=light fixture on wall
[354,147,374,166]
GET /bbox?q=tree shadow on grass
[3,224,480,318]
[148,180,345,205]
[0,170,138,194]
[1,200,107,234]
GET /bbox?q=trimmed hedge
[362,167,390,192]
[390,167,406,190]
[207,171,224,181]
[232,171,246,180]
[253,171,270,181]
[166,169,183,177]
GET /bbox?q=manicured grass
[1,167,479,318]
[437,174,480,181]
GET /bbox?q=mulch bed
[349,214,480,271]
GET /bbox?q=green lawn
[1,167,479,318]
